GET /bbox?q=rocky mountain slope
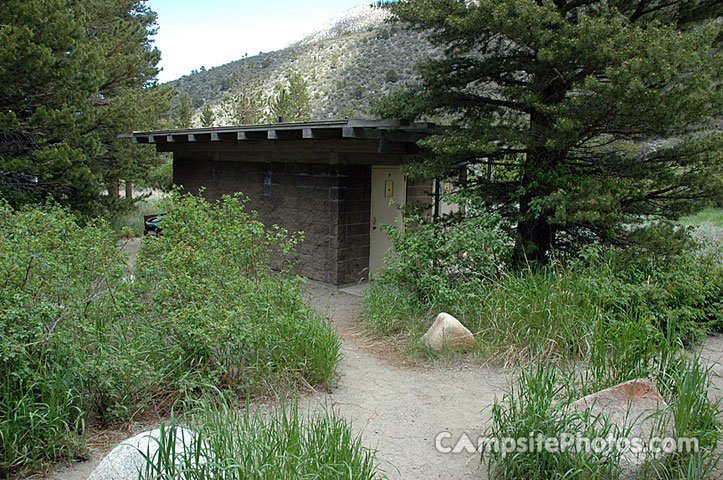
[169,4,439,125]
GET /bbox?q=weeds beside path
[39,279,511,480]
[39,275,723,480]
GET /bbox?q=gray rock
[421,312,476,352]
[87,427,210,480]
[570,378,675,479]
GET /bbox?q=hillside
[168,4,440,125]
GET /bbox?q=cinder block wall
[174,155,370,284]
[406,178,435,220]
[335,165,371,284]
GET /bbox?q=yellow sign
[385,180,393,197]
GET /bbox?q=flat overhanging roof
[119,118,438,154]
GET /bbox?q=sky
[147,0,366,82]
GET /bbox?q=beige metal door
[369,166,406,276]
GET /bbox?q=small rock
[421,312,476,352]
[570,378,675,479]
[87,427,210,480]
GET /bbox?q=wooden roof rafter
[120,119,438,154]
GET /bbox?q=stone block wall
[335,164,371,284]
[406,178,435,220]
[174,155,371,284]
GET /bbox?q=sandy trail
[301,281,510,479]
[699,334,723,403]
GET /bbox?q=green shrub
[134,191,341,395]
[569,244,723,343]
[379,202,512,303]
[140,395,385,480]
[365,223,723,359]
[0,202,139,473]
[0,194,341,475]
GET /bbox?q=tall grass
[364,244,723,363]
[486,363,624,480]
[364,266,607,363]
[486,349,722,479]
[1,202,132,473]
[139,395,385,480]
[0,373,85,474]
[365,215,723,478]
[680,207,723,227]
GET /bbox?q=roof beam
[268,129,303,140]
[343,127,382,139]
[243,131,269,140]
[381,131,427,143]
[303,127,343,139]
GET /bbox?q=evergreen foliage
[225,57,265,125]
[174,93,194,128]
[377,0,723,263]
[199,105,215,128]
[0,0,172,218]
[270,73,313,123]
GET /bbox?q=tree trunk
[513,201,555,265]
[125,181,133,200]
[108,184,119,198]
[512,77,565,266]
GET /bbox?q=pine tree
[174,93,194,129]
[270,73,312,123]
[0,0,171,217]
[377,0,723,263]
[226,56,264,125]
[200,105,215,128]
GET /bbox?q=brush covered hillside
[169,4,440,125]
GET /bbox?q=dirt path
[302,281,510,479]
[699,334,723,403]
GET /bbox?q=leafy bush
[0,194,341,475]
[140,395,385,480]
[577,245,723,342]
[0,202,139,473]
[134,191,340,395]
[365,210,723,477]
[379,202,512,302]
